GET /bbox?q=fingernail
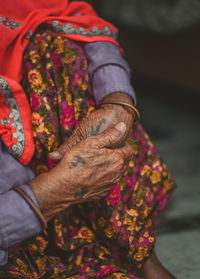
[49,151,60,158]
[115,122,126,132]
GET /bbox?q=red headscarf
[0,1,118,165]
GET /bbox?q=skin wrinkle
[74,186,89,200]
[48,93,134,160]
[30,93,135,221]
[29,123,133,221]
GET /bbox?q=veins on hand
[70,155,86,168]
[74,186,88,200]
[90,118,106,136]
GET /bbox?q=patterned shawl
[0,0,118,165]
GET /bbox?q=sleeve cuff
[84,41,137,106]
[18,184,40,210]
[92,65,137,105]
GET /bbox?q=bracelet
[13,186,47,231]
[100,101,140,123]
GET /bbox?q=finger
[48,140,72,161]
[89,185,115,200]
[48,150,62,161]
[48,129,82,161]
[114,143,134,163]
[93,122,126,149]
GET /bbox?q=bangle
[13,186,47,231]
[100,101,140,123]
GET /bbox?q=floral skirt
[0,29,175,279]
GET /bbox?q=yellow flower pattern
[1,29,176,279]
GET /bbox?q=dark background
[92,1,200,278]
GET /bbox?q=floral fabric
[0,29,175,279]
[0,0,119,166]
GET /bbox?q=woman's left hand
[49,92,135,161]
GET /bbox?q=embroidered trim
[25,30,33,40]
[0,77,25,159]
[0,16,21,30]
[51,21,117,40]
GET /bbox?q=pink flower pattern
[1,29,176,279]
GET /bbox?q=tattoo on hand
[74,186,88,199]
[90,118,106,136]
[70,155,86,168]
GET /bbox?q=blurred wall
[98,0,200,34]
[95,0,200,92]
[118,26,200,92]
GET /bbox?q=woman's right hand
[29,122,134,221]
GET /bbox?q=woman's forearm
[84,41,136,105]
[0,140,42,256]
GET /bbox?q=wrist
[28,173,52,221]
[28,170,72,221]
[100,92,140,124]
[101,92,134,106]
[13,186,47,230]
[100,92,135,120]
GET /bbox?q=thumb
[95,122,126,149]
[48,135,76,161]
[48,128,83,161]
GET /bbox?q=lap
[0,28,175,278]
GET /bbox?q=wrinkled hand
[29,122,134,221]
[49,93,134,161]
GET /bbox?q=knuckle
[118,164,124,174]
[119,160,125,171]
[76,126,86,141]
[110,176,119,184]
[116,153,125,166]
[115,176,121,184]
[112,156,122,170]
[61,143,71,152]
[86,136,98,148]
[104,133,115,145]
[124,147,134,159]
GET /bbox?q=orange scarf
[0,1,118,165]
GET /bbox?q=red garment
[0,1,118,165]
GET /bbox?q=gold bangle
[100,101,140,123]
[13,186,47,231]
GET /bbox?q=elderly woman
[0,1,175,278]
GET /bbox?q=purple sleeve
[0,41,136,266]
[0,141,42,266]
[84,41,136,105]
[0,185,42,250]
[0,185,42,266]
